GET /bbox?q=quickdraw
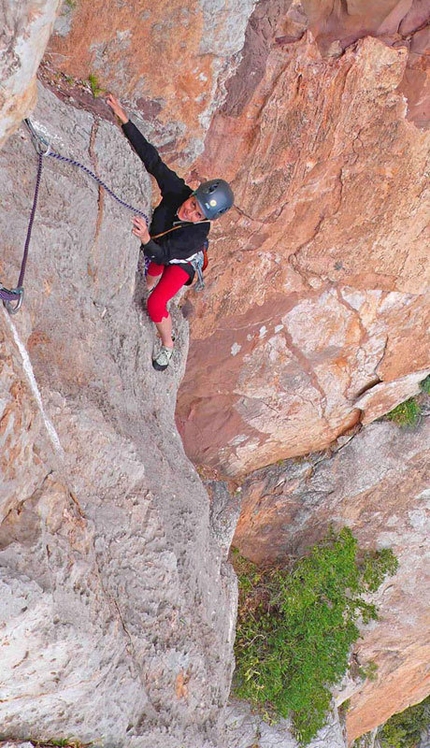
[1,118,150,314]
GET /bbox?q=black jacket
[122,120,210,278]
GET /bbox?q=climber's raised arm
[106,92,186,198]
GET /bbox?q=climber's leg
[146,264,189,370]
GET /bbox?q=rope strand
[18,151,44,288]
[2,122,150,313]
[47,151,149,222]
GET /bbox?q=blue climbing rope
[1,118,150,314]
[46,151,150,221]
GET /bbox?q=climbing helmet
[193,179,234,220]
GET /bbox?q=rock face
[178,30,430,476]
[45,0,430,481]
[0,84,237,748]
[232,416,430,741]
[45,0,256,163]
[225,701,347,748]
[2,0,430,745]
[0,0,62,147]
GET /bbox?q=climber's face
[177,195,206,223]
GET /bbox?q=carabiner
[24,119,50,155]
[4,288,24,315]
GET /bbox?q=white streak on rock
[4,312,64,458]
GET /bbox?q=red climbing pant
[146,262,190,323]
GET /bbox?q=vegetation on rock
[354,694,430,748]
[386,398,422,427]
[386,375,430,428]
[378,694,430,747]
[232,527,398,745]
[420,375,430,395]
[88,73,103,98]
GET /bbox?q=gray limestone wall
[0,83,237,748]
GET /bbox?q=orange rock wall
[47,0,254,162]
[180,32,430,476]
[46,1,430,477]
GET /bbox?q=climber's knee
[147,290,168,323]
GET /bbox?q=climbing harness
[1,118,150,314]
[151,226,209,291]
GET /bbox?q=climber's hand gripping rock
[106,94,129,125]
[132,216,150,244]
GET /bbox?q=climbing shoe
[152,345,174,371]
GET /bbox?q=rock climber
[106,93,234,371]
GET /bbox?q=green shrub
[420,375,430,395]
[378,695,430,748]
[386,398,421,427]
[233,528,398,746]
[88,73,103,98]
[386,375,430,427]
